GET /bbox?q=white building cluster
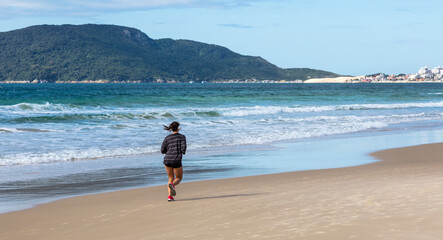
[408,66,443,81]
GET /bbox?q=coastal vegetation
[0,24,339,83]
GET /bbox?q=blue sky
[0,0,442,76]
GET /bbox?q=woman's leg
[172,167,183,186]
[165,166,175,196]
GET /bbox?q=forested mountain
[0,24,339,82]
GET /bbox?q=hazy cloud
[392,40,411,43]
[0,0,56,17]
[326,24,362,30]
[0,0,269,17]
[0,0,50,9]
[395,8,412,12]
[218,23,252,29]
[70,0,196,10]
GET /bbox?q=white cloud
[0,0,267,17]
[0,0,53,9]
[219,23,253,29]
[70,0,197,9]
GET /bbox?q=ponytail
[163,121,180,132]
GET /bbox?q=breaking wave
[2,101,443,123]
[1,111,442,166]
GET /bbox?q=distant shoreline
[2,75,443,84]
[1,80,443,84]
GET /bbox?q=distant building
[432,66,443,79]
[408,74,419,80]
[418,66,433,79]
[414,66,443,80]
[376,73,387,81]
[358,66,442,83]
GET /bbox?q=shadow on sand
[178,193,267,202]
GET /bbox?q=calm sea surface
[1,83,443,212]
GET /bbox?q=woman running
[161,121,187,201]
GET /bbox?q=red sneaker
[169,183,176,196]
[168,195,175,201]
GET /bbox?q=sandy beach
[1,142,442,240]
[304,76,365,83]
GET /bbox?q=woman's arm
[181,135,187,154]
[161,138,168,154]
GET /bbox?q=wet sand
[1,142,442,240]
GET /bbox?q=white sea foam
[220,101,443,117]
[0,145,160,166]
[3,102,81,113]
[187,112,442,146]
[2,96,443,166]
[0,128,52,133]
[2,101,443,122]
[0,128,20,133]
[2,111,441,166]
[0,102,145,116]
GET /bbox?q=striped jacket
[161,133,187,163]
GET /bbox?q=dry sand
[1,143,443,240]
[304,76,365,83]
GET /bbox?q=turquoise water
[1,83,443,165]
[1,83,443,212]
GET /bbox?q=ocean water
[1,83,443,212]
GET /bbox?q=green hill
[0,24,340,82]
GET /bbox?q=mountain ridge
[0,24,340,82]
